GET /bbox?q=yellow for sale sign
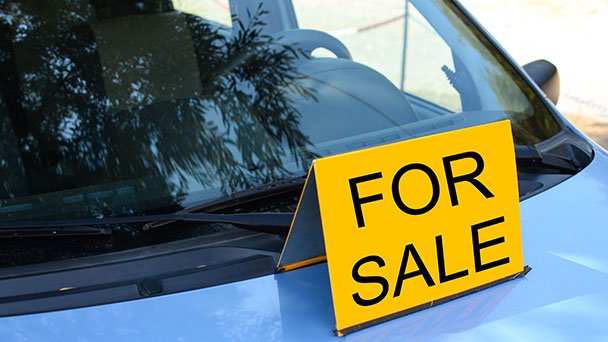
[278,120,527,336]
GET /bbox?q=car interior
[0,0,441,204]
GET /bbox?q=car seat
[287,57,420,145]
[270,29,420,149]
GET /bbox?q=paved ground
[460,0,608,147]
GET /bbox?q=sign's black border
[335,265,531,337]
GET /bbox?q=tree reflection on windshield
[0,1,316,220]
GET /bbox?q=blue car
[0,0,604,340]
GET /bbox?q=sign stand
[277,169,326,272]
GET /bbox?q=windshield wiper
[515,144,580,173]
[0,226,112,238]
[144,175,306,231]
[0,176,306,238]
[0,212,294,237]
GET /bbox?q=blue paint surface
[1,147,608,341]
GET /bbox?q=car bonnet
[0,148,608,341]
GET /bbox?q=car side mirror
[522,59,560,105]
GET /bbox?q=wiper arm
[142,212,294,235]
[0,212,294,237]
[515,144,580,173]
[144,176,306,232]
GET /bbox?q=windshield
[0,1,561,227]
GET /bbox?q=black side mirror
[522,59,560,105]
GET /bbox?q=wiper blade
[0,212,294,236]
[0,177,304,238]
[0,226,112,238]
[515,144,580,173]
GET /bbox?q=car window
[401,5,461,112]
[293,0,461,112]
[0,0,570,270]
